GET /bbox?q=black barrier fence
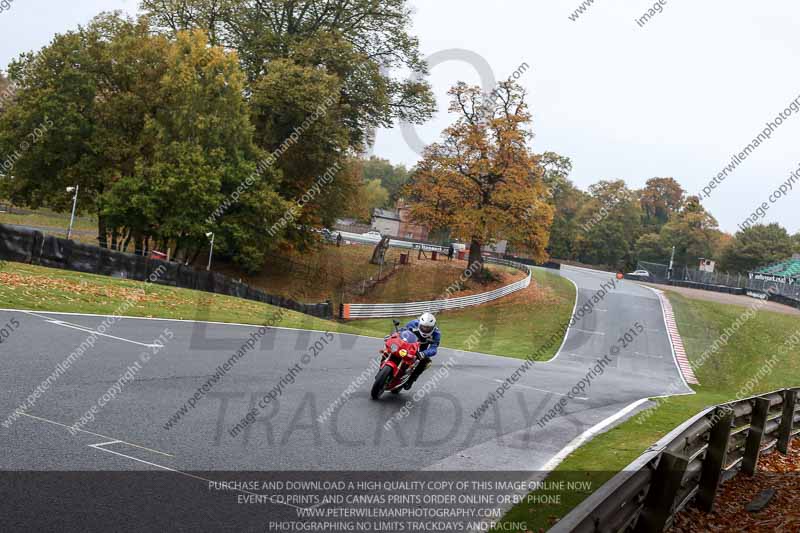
[501,254,561,271]
[0,223,332,319]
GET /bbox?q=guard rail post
[633,451,689,533]
[777,388,797,454]
[741,397,771,475]
[696,408,734,512]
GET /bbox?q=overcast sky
[2,0,799,234]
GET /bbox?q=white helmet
[418,312,436,338]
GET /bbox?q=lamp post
[206,232,215,271]
[66,185,79,240]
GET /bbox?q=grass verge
[0,262,575,361]
[342,269,575,359]
[0,262,336,331]
[494,289,800,532]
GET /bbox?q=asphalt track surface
[0,265,694,529]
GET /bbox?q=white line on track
[572,328,605,336]
[19,412,309,511]
[540,398,650,472]
[18,412,173,457]
[484,379,589,402]
[490,379,590,401]
[22,311,161,348]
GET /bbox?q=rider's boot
[404,357,431,390]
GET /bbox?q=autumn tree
[404,82,554,272]
[639,177,685,232]
[344,158,390,222]
[659,196,720,267]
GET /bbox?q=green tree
[0,14,289,271]
[659,196,719,267]
[539,152,586,260]
[361,156,410,204]
[635,233,668,263]
[141,1,435,248]
[575,180,641,268]
[348,178,389,223]
[141,0,435,126]
[718,224,795,274]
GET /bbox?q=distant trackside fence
[552,387,800,532]
[0,223,333,318]
[340,258,532,319]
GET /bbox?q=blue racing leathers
[403,319,441,358]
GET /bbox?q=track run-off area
[0,265,694,531]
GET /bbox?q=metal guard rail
[340,258,532,319]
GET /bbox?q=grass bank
[494,289,800,532]
[343,268,575,359]
[0,261,575,360]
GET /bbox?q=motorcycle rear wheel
[371,366,393,400]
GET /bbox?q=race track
[0,265,694,530]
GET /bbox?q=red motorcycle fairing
[371,329,421,399]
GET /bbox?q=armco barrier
[551,387,800,532]
[340,258,532,319]
[0,223,332,319]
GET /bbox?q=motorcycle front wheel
[371,366,393,400]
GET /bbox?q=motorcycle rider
[401,312,440,390]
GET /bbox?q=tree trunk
[110,229,118,251]
[468,236,484,273]
[121,230,132,253]
[370,236,390,265]
[97,215,108,249]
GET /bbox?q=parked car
[362,230,383,240]
[627,269,652,281]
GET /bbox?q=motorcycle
[371,320,421,400]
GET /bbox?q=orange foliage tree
[404,81,554,272]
